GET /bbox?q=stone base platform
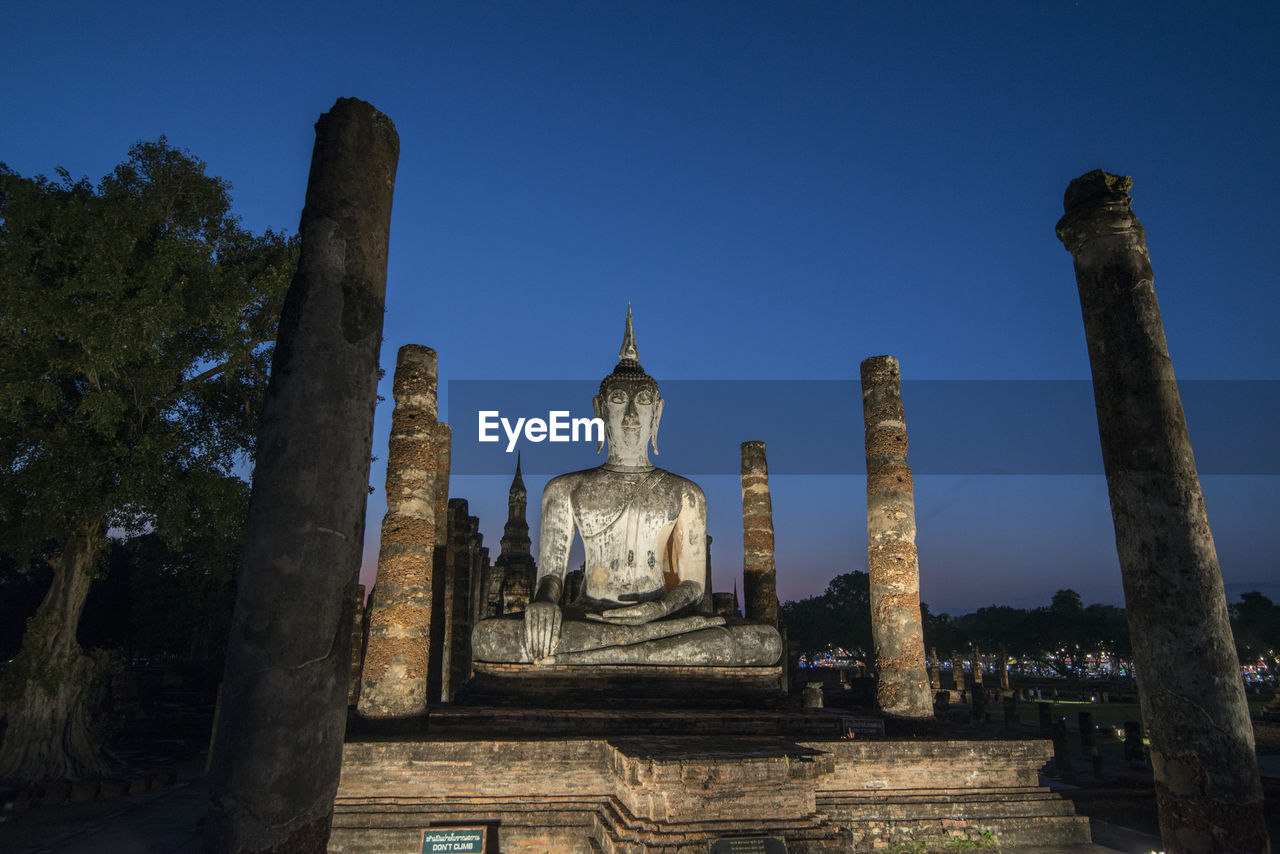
[331,734,1092,853]
[425,704,852,738]
[461,662,786,708]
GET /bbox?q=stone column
[426,436,451,703]
[998,642,1011,693]
[1003,696,1019,732]
[478,547,494,615]
[347,583,367,706]
[1079,711,1097,759]
[439,498,472,703]
[860,356,932,720]
[468,526,487,629]
[1124,720,1146,765]
[206,98,398,852]
[357,345,451,722]
[928,647,942,691]
[481,558,503,617]
[740,441,779,627]
[1058,170,1267,853]
[699,534,715,614]
[971,645,984,686]
[713,592,738,619]
[951,652,966,693]
[1051,718,1072,775]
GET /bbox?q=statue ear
[592,394,604,454]
[650,397,664,455]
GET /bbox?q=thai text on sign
[420,827,486,854]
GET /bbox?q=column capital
[1056,169,1145,254]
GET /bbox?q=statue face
[594,379,662,462]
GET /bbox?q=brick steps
[820,789,1092,847]
[333,736,1093,852]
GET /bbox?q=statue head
[594,305,663,465]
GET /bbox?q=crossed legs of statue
[471,613,782,666]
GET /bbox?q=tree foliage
[0,141,294,556]
[781,570,873,661]
[0,140,295,783]
[1230,590,1280,670]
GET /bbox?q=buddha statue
[471,308,782,667]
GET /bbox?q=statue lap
[471,614,782,666]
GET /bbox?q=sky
[4,2,1278,613]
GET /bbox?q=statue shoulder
[653,469,706,508]
[540,471,584,505]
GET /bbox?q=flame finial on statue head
[618,303,639,365]
[599,303,658,395]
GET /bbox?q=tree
[780,571,873,662]
[953,604,1030,657]
[921,606,967,660]
[0,141,295,783]
[1230,591,1280,673]
[822,570,873,659]
[1024,588,1088,677]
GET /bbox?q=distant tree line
[781,571,1280,679]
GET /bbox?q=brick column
[861,356,932,720]
[998,642,1011,693]
[440,498,476,702]
[358,345,451,721]
[1057,170,1266,853]
[347,583,366,706]
[740,441,778,626]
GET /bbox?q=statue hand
[593,599,667,626]
[523,601,561,661]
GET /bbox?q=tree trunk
[0,522,112,784]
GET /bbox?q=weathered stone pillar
[439,498,474,703]
[971,645,983,686]
[478,546,494,616]
[1058,170,1267,853]
[740,441,778,626]
[426,433,452,704]
[1003,696,1019,732]
[464,521,485,681]
[563,566,584,606]
[712,592,738,619]
[347,583,367,706]
[481,558,503,618]
[998,642,1010,693]
[1039,702,1053,737]
[358,345,451,721]
[1124,720,1146,765]
[206,98,398,853]
[951,652,966,693]
[1052,718,1072,775]
[699,534,715,614]
[928,647,942,691]
[860,356,932,720]
[1079,711,1097,759]
[970,682,986,725]
[468,526,488,629]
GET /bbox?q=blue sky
[5,2,1277,612]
